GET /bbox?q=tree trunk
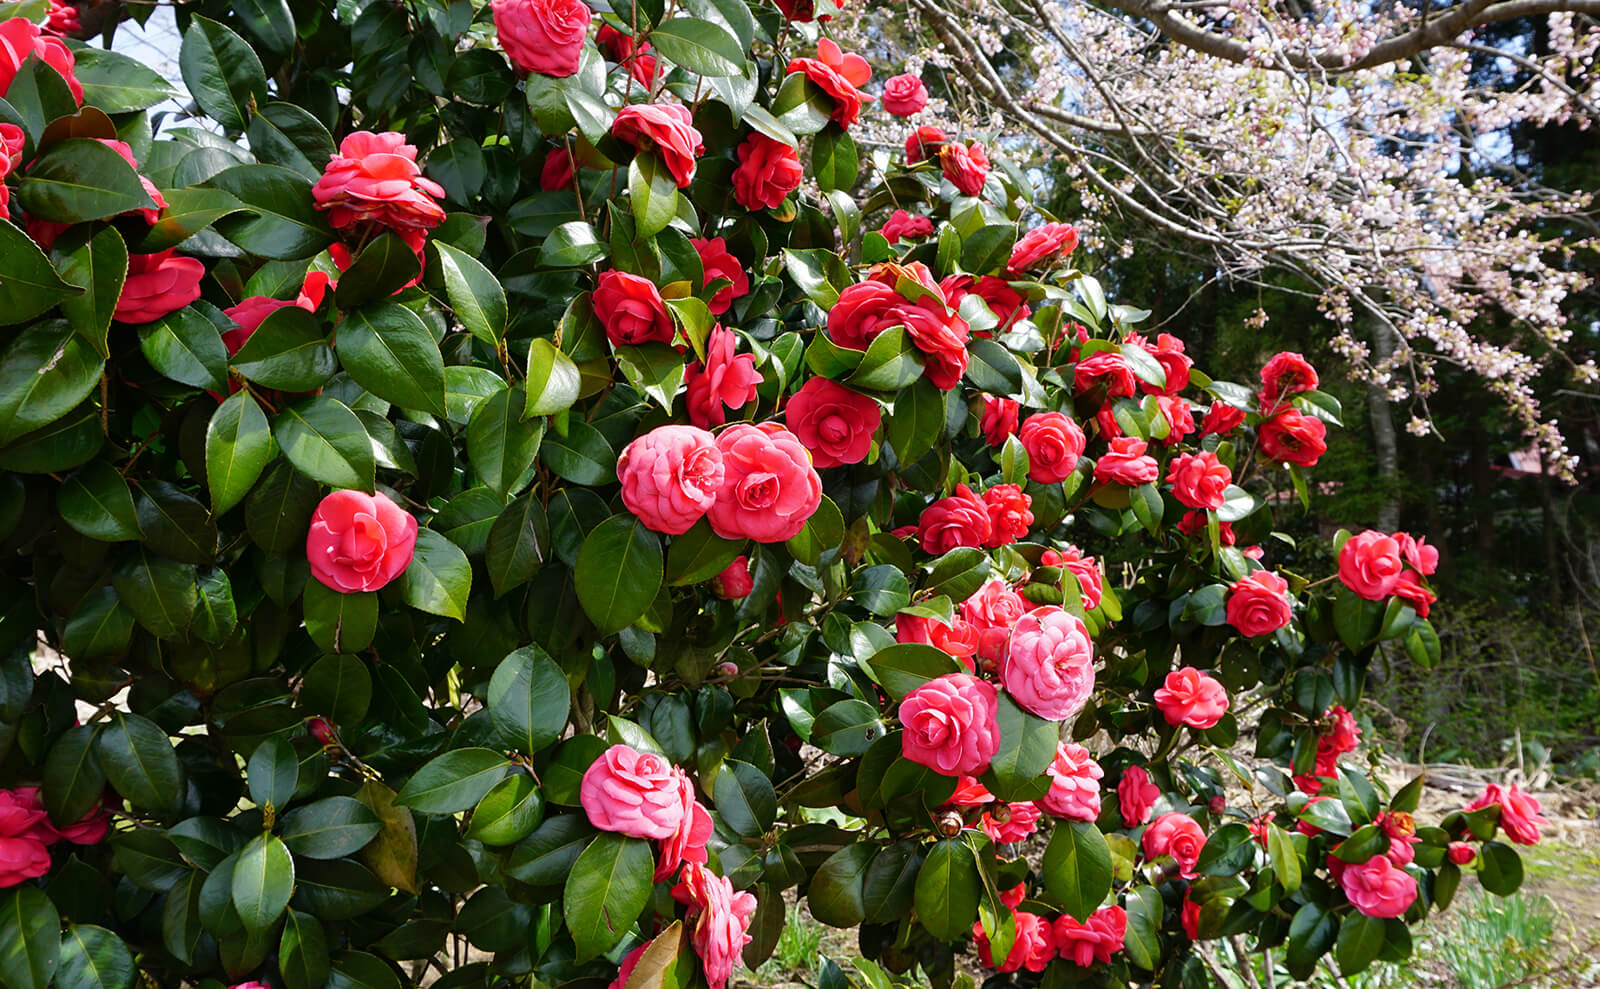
[1365,315,1401,531]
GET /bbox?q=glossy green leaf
[338,302,447,416]
[208,164,336,259]
[433,241,506,347]
[16,139,156,223]
[524,337,582,417]
[179,16,269,131]
[564,833,654,961]
[232,832,295,932]
[95,712,182,816]
[629,153,678,240]
[0,320,105,446]
[205,390,273,515]
[1042,820,1113,922]
[56,924,134,989]
[397,527,472,621]
[913,839,980,941]
[280,797,383,859]
[58,461,141,543]
[395,748,510,815]
[273,396,375,492]
[648,17,745,76]
[467,387,543,496]
[246,737,299,813]
[487,646,571,755]
[0,218,80,325]
[0,886,60,989]
[575,515,663,634]
[54,226,127,356]
[231,303,336,391]
[137,305,229,392]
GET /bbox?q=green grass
[1432,891,1559,989]
[757,909,826,984]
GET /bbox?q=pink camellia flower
[896,614,978,667]
[939,141,989,196]
[1074,351,1137,402]
[879,209,934,244]
[1093,437,1160,487]
[707,423,822,543]
[114,251,205,324]
[1143,812,1205,878]
[732,134,803,211]
[1019,412,1086,484]
[1118,765,1160,827]
[1199,402,1246,437]
[580,744,689,841]
[1007,222,1078,275]
[711,557,753,600]
[1042,545,1104,612]
[1394,572,1437,618]
[654,774,714,881]
[1153,668,1230,729]
[881,73,928,116]
[975,908,1054,973]
[1226,571,1292,637]
[1375,810,1420,866]
[981,801,1042,845]
[690,238,750,316]
[1260,352,1318,409]
[905,125,947,163]
[0,790,53,888]
[1447,841,1476,865]
[0,17,82,103]
[943,776,994,808]
[1340,855,1417,919]
[1259,408,1327,467]
[1155,395,1196,446]
[311,132,446,243]
[980,396,1020,447]
[672,863,757,989]
[229,983,272,989]
[982,484,1033,547]
[1040,742,1103,821]
[1001,606,1095,721]
[1395,532,1439,575]
[1463,783,1550,845]
[616,425,725,536]
[961,578,1029,666]
[786,39,873,128]
[1167,452,1231,511]
[592,270,674,347]
[608,943,650,989]
[491,0,589,76]
[596,24,658,88]
[686,325,762,430]
[898,673,1001,777]
[44,0,80,36]
[1338,530,1404,601]
[612,104,705,187]
[305,490,417,593]
[1053,905,1126,966]
[917,485,992,555]
[786,378,881,469]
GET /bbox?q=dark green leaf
[487,645,570,755]
[1042,820,1113,922]
[58,460,141,542]
[0,886,60,989]
[574,515,663,635]
[137,305,229,392]
[0,218,80,325]
[232,832,295,932]
[56,924,134,989]
[205,390,273,515]
[338,302,447,417]
[16,139,155,223]
[397,528,472,621]
[914,839,980,941]
[808,843,873,928]
[231,303,336,391]
[648,17,746,76]
[433,241,506,347]
[395,748,510,815]
[280,797,383,859]
[208,164,336,259]
[179,16,269,131]
[54,226,127,355]
[273,396,375,491]
[563,833,654,960]
[95,712,182,815]
[0,320,105,446]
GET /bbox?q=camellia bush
[0,0,1553,988]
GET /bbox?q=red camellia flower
[897,614,979,666]
[732,134,803,210]
[0,790,52,888]
[942,274,1031,334]
[1019,412,1086,484]
[1043,545,1103,611]
[827,281,901,351]
[1340,856,1417,919]
[596,24,658,88]
[617,425,724,535]
[1464,783,1550,845]
[1258,408,1327,466]
[917,484,992,555]
[312,132,447,247]
[707,423,822,543]
[1393,571,1437,617]
[690,237,750,315]
[1396,532,1440,574]
[1226,570,1292,637]
[879,208,934,244]
[1166,451,1231,510]
[1040,741,1103,820]
[305,490,418,593]
[1447,841,1476,865]
[1153,667,1230,729]
[975,908,1053,972]
[1007,222,1079,274]
[592,270,674,347]
[1074,351,1137,401]
[898,295,971,389]
[671,863,757,989]
[772,0,833,22]
[881,73,928,116]
[1156,395,1197,446]
[898,673,1001,776]
[939,141,989,196]
[0,17,82,103]
[1054,906,1127,967]
[612,104,704,187]
[540,146,576,191]
[0,123,24,220]
[786,39,873,128]
[982,484,1033,547]
[114,251,205,324]
[1199,401,1246,436]
[1118,765,1160,827]
[905,125,947,163]
[1143,811,1206,878]
[980,801,1042,845]
[1177,510,1234,544]
[1130,333,1193,395]
[1093,436,1160,487]
[44,0,80,36]
[1260,351,1318,409]
[962,578,1029,665]
[711,557,754,600]
[492,0,589,77]
[686,325,762,429]
[785,377,881,469]
[980,396,1020,447]
[1338,530,1404,600]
